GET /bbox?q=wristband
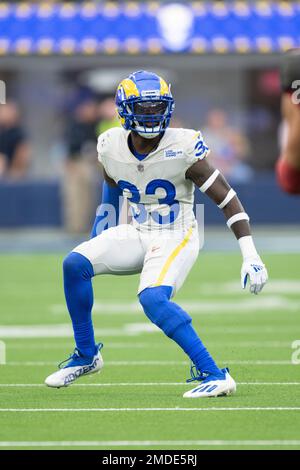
[238,235,258,260]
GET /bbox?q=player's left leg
[138,224,236,398]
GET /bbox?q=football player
[45,71,268,397]
[276,49,300,194]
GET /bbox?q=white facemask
[135,125,162,139]
[133,108,164,138]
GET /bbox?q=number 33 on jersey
[97,127,210,230]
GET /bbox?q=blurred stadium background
[0,0,300,451]
[0,0,299,250]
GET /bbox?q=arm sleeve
[90,181,123,238]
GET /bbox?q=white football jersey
[97,127,210,231]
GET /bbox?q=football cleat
[183,366,236,398]
[45,343,104,388]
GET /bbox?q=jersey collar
[126,131,167,162]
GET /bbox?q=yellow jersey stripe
[153,227,193,286]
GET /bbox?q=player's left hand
[241,257,268,295]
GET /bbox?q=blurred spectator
[63,99,99,233]
[0,101,31,179]
[170,117,185,128]
[0,152,6,177]
[96,97,120,135]
[202,109,253,183]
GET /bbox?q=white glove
[241,257,268,295]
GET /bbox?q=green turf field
[0,252,300,450]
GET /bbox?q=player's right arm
[90,135,123,238]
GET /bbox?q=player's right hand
[241,257,268,295]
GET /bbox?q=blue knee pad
[63,252,94,281]
[138,286,191,337]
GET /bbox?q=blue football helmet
[115,70,175,139]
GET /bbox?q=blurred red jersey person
[276,49,300,194]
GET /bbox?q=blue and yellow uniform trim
[154,226,193,286]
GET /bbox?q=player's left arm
[186,159,268,294]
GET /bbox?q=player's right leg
[45,225,145,387]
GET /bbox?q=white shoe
[45,343,104,388]
[183,367,236,398]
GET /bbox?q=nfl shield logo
[137,164,144,172]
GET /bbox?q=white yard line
[50,296,300,315]
[0,323,297,338]
[2,360,294,366]
[0,325,155,339]
[7,342,152,350]
[0,382,299,387]
[4,340,292,349]
[0,407,299,412]
[0,440,299,447]
[204,325,297,333]
[221,360,292,365]
[5,360,187,366]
